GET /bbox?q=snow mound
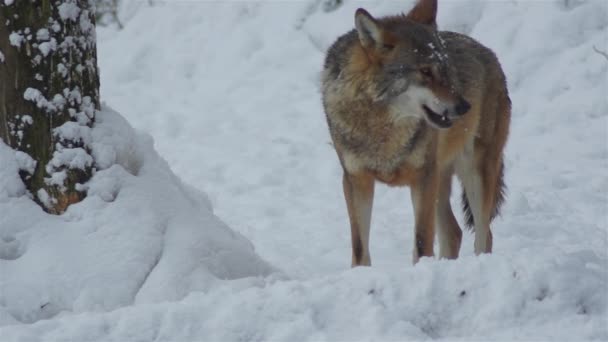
[1,253,606,340]
[0,106,274,326]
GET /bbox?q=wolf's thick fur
[322,0,510,265]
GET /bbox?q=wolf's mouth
[422,105,452,129]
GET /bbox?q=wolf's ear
[406,0,437,28]
[355,8,383,48]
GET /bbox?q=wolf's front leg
[342,171,375,267]
[409,168,439,263]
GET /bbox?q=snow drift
[0,106,273,326]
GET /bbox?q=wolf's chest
[339,120,429,177]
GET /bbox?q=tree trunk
[0,0,100,214]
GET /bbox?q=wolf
[322,0,511,266]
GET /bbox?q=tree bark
[0,0,99,214]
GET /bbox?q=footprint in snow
[0,235,25,260]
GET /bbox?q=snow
[4,0,14,6]
[0,106,273,325]
[0,49,4,63]
[58,1,81,22]
[51,93,66,110]
[1,0,607,340]
[56,63,68,77]
[46,146,92,171]
[36,188,55,209]
[20,115,33,125]
[53,121,92,145]
[1,150,29,198]
[79,8,95,34]
[37,38,57,57]
[23,87,55,112]
[64,87,81,105]
[36,28,50,41]
[8,32,23,48]
[81,96,95,119]
[51,21,61,33]
[13,151,36,175]
[45,169,68,188]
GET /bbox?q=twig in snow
[592,45,608,62]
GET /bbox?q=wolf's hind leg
[436,166,462,259]
[456,143,504,255]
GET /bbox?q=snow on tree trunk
[0,0,100,214]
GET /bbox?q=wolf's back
[323,30,358,83]
[439,30,509,96]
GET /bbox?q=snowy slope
[1,0,607,340]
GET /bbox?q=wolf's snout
[454,98,471,116]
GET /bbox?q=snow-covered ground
[1,0,607,340]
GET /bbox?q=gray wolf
[321,0,511,265]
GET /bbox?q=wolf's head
[354,0,470,129]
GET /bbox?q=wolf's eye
[420,67,433,79]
